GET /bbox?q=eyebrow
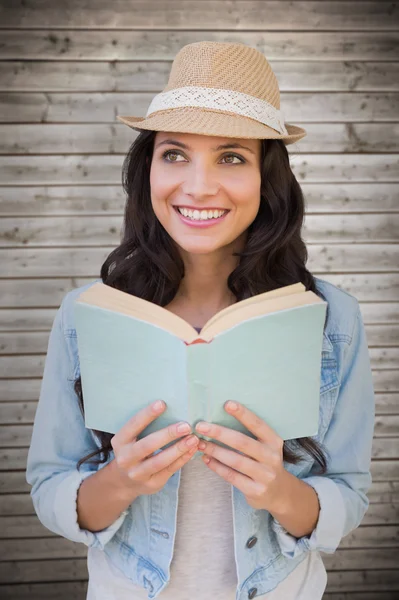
[155,138,256,156]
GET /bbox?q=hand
[195,401,287,511]
[111,400,199,497]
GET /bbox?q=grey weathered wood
[0,1,396,30]
[0,582,88,600]
[0,275,397,306]
[0,1,397,594]
[1,92,398,124]
[0,516,54,539]
[369,348,399,369]
[324,594,399,600]
[0,403,37,424]
[2,524,398,562]
[0,472,30,494]
[1,184,399,216]
[0,370,396,407]
[0,456,397,495]
[0,548,397,584]
[3,480,399,518]
[1,245,398,278]
[1,214,398,247]
[0,346,396,379]
[1,445,398,476]
[0,581,398,600]
[1,302,397,331]
[1,61,398,92]
[324,565,399,592]
[373,371,399,393]
[0,558,87,583]
[322,549,399,570]
[2,123,399,154]
[1,525,398,561]
[1,154,397,185]
[2,419,397,449]
[2,30,399,61]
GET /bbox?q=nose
[181,162,219,198]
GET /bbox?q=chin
[176,239,227,255]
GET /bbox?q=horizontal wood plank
[0,347,396,379]
[0,525,398,561]
[0,1,396,30]
[1,214,398,247]
[2,479,399,518]
[1,61,398,92]
[1,92,398,124]
[0,372,396,408]
[1,575,399,598]
[1,245,398,277]
[322,549,399,571]
[0,548,398,584]
[1,155,397,186]
[0,419,394,448]
[1,31,399,61]
[0,275,397,307]
[1,184,399,216]
[0,458,398,496]
[0,557,87,583]
[2,123,399,154]
[0,582,87,600]
[1,302,397,332]
[326,568,399,592]
[324,594,399,599]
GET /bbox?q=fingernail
[177,422,191,433]
[196,422,210,433]
[153,400,164,412]
[226,401,238,411]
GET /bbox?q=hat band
[145,86,288,135]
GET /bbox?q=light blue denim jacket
[26,276,375,600]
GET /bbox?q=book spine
[186,343,210,431]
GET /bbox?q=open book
[74,281,327,444]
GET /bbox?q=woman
[26,41,375,600]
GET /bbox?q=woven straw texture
[117,41,307,144]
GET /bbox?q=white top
[86,453,328,599]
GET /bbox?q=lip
[174,205,229,211]
[173,206,229,228]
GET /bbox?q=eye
[161,150,245,164]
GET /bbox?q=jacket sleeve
[271,303,375,558]
[26,296,128,550]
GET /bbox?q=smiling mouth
[174,206,229,221]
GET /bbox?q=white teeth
[177,208,226,221]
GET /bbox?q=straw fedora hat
[117,41,306,145]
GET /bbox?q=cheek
[149,166,175,214]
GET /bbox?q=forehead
[154,131,260,153]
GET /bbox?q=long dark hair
[74,129,329,474]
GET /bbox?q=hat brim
[116,107,306,145]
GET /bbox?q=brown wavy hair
[74,129,330,474]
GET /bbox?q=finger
[128,434,199,481]
[150,440,199,489]
[202,453,262,497]
[118,420,193,467]
[224,401,283,449]
[195,421,262,461]
[113,400,167,448]
[202,440,268,482]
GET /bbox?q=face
[149,132,262,256]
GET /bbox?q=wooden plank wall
[0,1,398,598]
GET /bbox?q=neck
[172,238,244,319]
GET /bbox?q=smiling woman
[26,40,375,600]
[149,132,261,254]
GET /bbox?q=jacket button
[248,588,257,599]
[246,535,258,548]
